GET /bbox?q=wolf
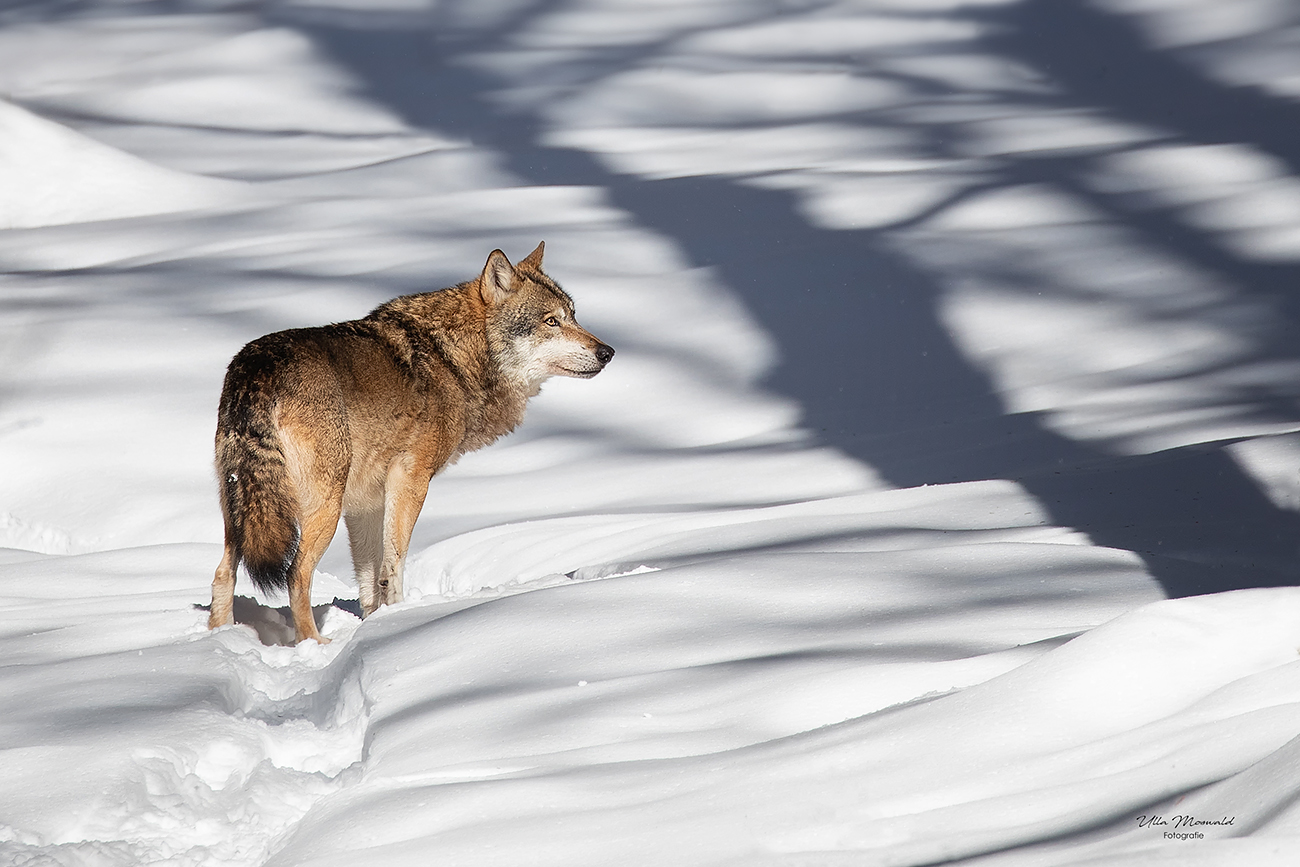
[208,243,613,643]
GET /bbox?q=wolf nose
[595,343,615,365]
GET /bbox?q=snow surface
[3,1,1300,865]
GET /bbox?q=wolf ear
[518,241,545,271]
[479,249,516,306]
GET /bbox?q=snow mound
[0,99,244,229]
[259,583,1300,867]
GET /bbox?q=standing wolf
[209,243,613,643]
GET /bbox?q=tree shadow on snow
[277,1,1300,598]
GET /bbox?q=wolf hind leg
[209,541,237,629]
[278,419,348,645]
[345,508,384,617]
[287,500,342,644]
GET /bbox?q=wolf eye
[544,316,560,327]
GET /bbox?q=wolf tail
[215,367,300,595]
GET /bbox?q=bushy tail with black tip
[215,369,300,595]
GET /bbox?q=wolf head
[479,242,615,393]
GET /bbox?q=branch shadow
[284,2,1300,597]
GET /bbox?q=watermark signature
[1134,814,1236,841]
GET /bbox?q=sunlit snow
[3,1,1300,866]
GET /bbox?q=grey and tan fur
[209,243,613,643]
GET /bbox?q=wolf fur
[209,243,613,643]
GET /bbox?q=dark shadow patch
[282,9,1300,596]
[987,0,1300,174]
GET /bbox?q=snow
[0,99,244,229]
[3,1,1300,865]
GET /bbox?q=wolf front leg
[378,456,431,609]
[345,507,384,616]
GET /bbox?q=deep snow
[3,1,1300,865]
